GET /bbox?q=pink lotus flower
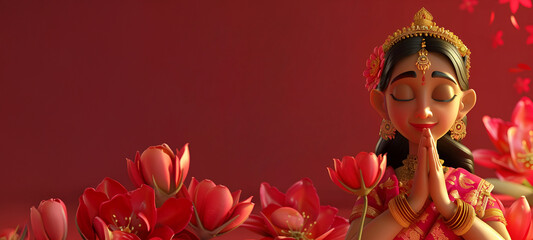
[505,196,533,240]
[474,97,533,183]
[76,178,193,240]
[327,152,387,196]
[30,198,67,240]
[0,226,29,240]
[242,178,349,240]
[127,143,190,207]
[363,46,384,91]
[187,178,254,240]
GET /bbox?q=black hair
[374,36,475,173]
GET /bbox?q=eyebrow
[391,71,417,83]
[431,71,457,84]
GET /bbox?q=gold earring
[380,119,396,140]
[450,119,466,141]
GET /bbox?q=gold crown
[382,8,471,78]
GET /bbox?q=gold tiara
[382,7,471,77]
[364,8,471,91]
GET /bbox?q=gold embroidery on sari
[418,211,429,223]
[450,189,460,199]
[379,177,395,190]
[430,222,449,240]
[458,172,476,189]
[447,175,457,185]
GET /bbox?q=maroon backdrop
[1,1,533,238]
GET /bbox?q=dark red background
[1,1,533,239]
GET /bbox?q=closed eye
[434,95,457,102]
[391,94,414,102]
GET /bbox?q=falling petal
[460,0,478,13]
[526,25,533,45]
[511,15,520,29]
[500,0,532,14]
[510,63,532,72]
[490,11,495,25]
[492,30,504,48]
[514,77,531,94]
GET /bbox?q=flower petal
[148,225,174,240]
[30,206,49,240]
[176,143,190,188]
[327,167,351,193]
[220,199,255,234]
[355,152,378,187]
[285,178,320,221]
[38,199,68,240]
[157,197,193,233]
[200,185,233,231]
[338,156,361,189]
[99,195,133,228]
[96,178,128,199]
[505,196,532,240]
[260,182,285,209]
[129,185,157,229]
[141,147,173,193]
[513,97,533,130]
[309,206,337,238]
[127,152,145,188]
[241,214,270,236]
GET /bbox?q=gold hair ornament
[416,39,431,75]
[382,8,470,78]
[364,8,471,91]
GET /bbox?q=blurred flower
[187,178,254,240]
[492,30,504,48]
[474,97,533,184]
[460,0,478,13]
[505,196,533,240]
[327,152,386,196]
[527,26,533,45]
[30,198,67,240]
[127,143,190,207]
[363,46,384,91]
[242,178,348,240]
[76,178,193,240]
[499,0,532,14]
[514,77,530,94]
[0,226,28,240]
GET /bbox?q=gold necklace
[395,155,418,182]
[395,155,446,182]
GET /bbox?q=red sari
[350,167,507,240]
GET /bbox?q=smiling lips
[410,122,437,131]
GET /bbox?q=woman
[347,8,511,240]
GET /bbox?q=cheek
[386,101,413,131]
[432,103,461,137]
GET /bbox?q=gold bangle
[444,199,475,236]
[388,193,419,228]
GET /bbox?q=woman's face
[383,52,468,143]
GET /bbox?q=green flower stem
[357,195,368,240]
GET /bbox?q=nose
[416,106,433,119]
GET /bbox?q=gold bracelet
[444,199,475,236]
[388,193,419,228]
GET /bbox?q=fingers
[426,129,441,173]
[418,131,428,175]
